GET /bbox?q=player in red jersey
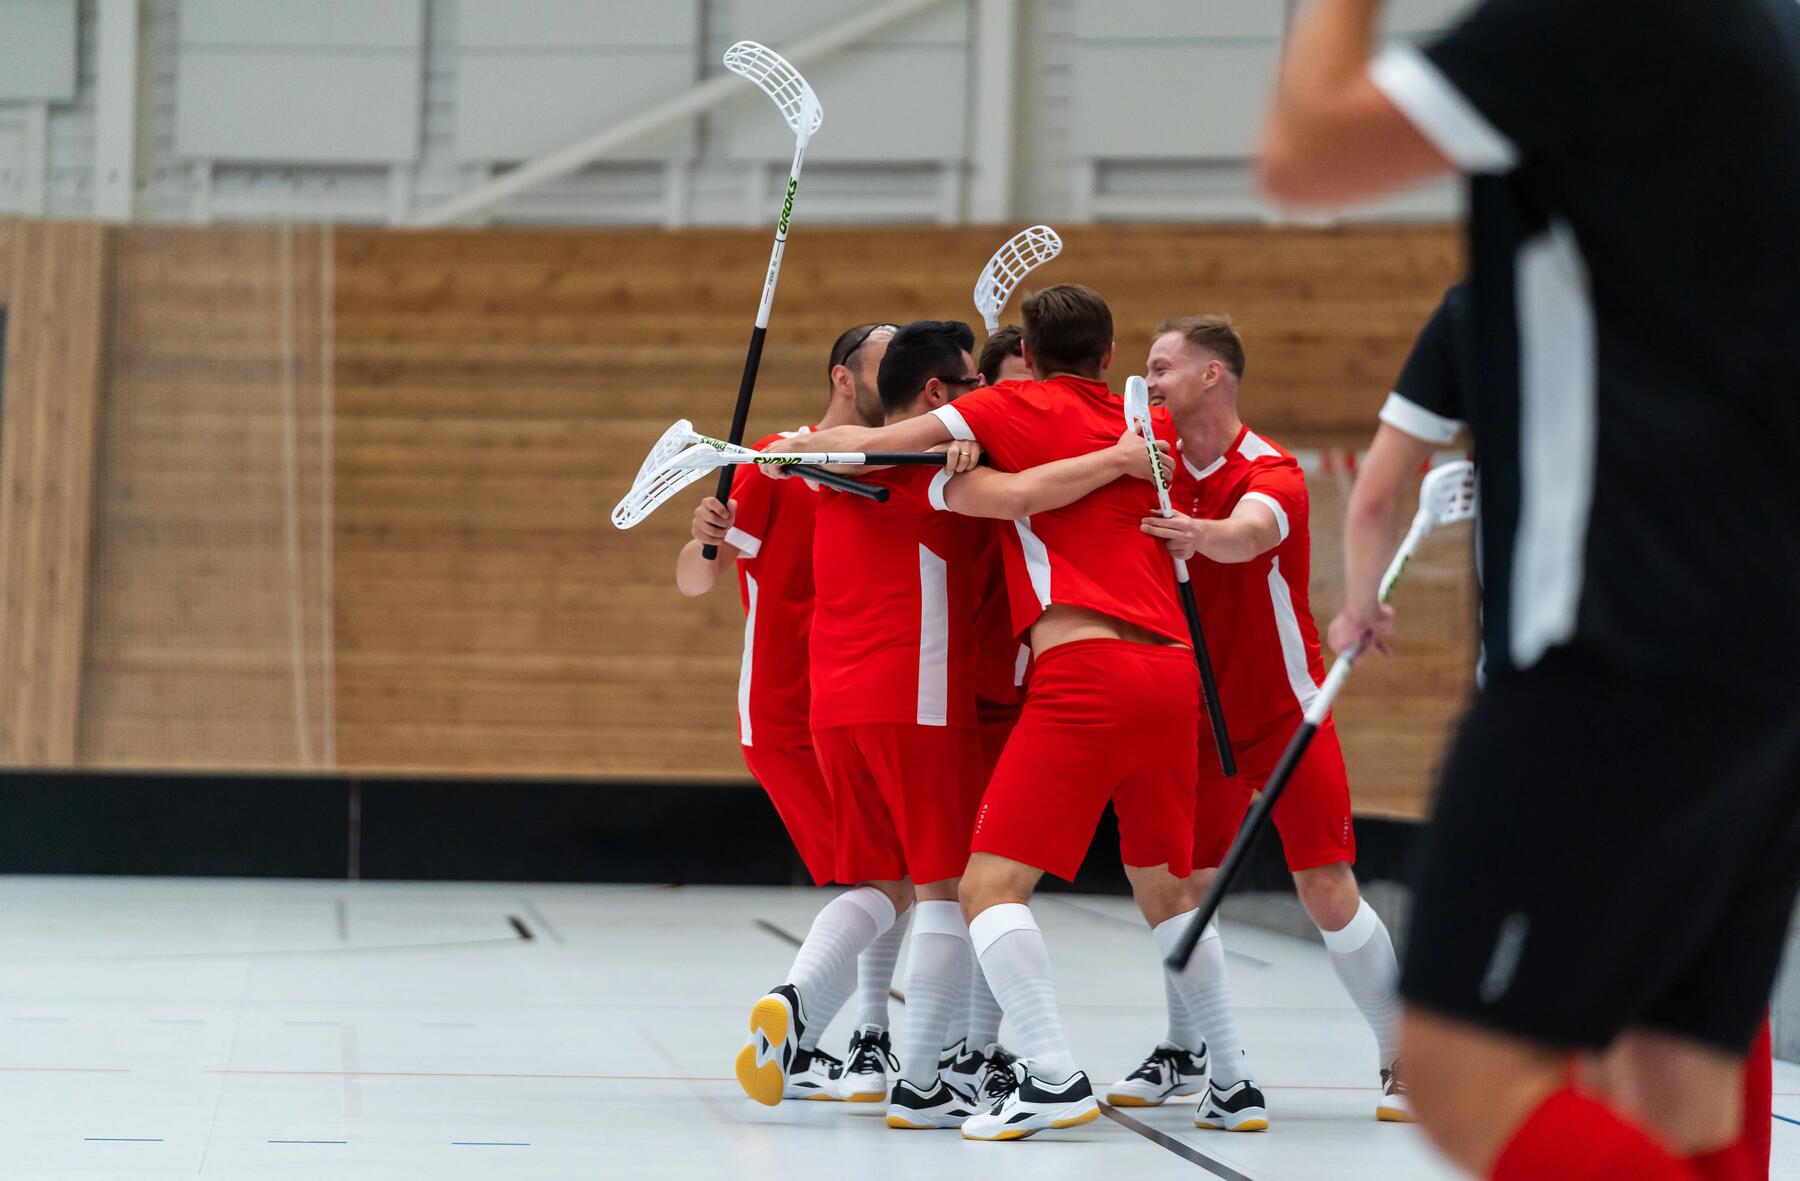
[1108,316,1407,1127]
[677,323,910,1104]
[765,285,1223,1142]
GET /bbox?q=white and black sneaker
[961,1063,1100,1141]
[1194,1078,1269,1132]
[784,1046,844,1101]
[735,983,806,1107]
[886,1077,978,1130]
[973,1043,1020,1107]
[830,1024,898,1103]
[1103,1041,1209,1107]
[938,1039,985,1104]
[1377,1066,1413,1123]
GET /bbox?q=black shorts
[1400,647,1800,1053]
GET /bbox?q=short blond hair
[1157,314,1246,379]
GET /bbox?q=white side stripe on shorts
[917,545,950,726]
[738,571,759,747]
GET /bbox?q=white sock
[1320,899,1402,1070]
[798,957,855,1052]
[1157,933,1204,1053]
[855,904,910,1029]
[969,903,1078,1083]
[787,888,896,1010]
[898,901,971,1088]
[967,956,1004,1050]
[1169,916,1252,1086]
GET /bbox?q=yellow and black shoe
[1377,1066,1414,1123]
[1194,1078,1269,1132]
[885,1077,976,1130]
[734,983,805,1106]
[1104,1041,1209,1107]
[829,1024,897,1102]
[784,1047,845,1101]
[961,1065,1100,1141]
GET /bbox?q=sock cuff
[968,902,1037,957]
[911,899,969,940]
[841,886,899,935]
[1319,899,1381,954]
[1151,910,1199,959]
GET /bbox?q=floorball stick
[973,225,1063,334]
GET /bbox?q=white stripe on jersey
[1237,431,1281,462]
[738,571,759,747]
[1241,492,1290,543]
[1014,517,1053,608]
[1369,43,1518,173]
[1510,219,1597,668]
[1379,391,1465,445]
[917,545,950,726]
[1266,556,1322,714]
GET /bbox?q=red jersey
[933,377,1187,645]
[727,427,822,746]
[1173,425,1328,746]
[809,465,990,729]
[972,527,1028,711]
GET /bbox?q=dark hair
[826,322,898,379]
[977,324,1024,384]
[1021,284,1112,377]
[877,320,976,415]
[1156,314,1247,380]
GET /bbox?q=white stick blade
[1420,459,1478,527]
[723,41,823,137]
[1123,375,1152,435]
[973,224,1063,332]
[634,419,699,486]
[612,459,714,530]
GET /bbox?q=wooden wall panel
[78,224,332,770]
[332,223,1468,817]
[0,219,107,765]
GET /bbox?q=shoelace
[845,1035,899,1076]
[1126,1046,1187,1084]
[808,1048,844,1077]
[982,1057,1023,1108]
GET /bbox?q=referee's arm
[1259,0,1452,206]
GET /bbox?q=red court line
[204,1069,734,1082]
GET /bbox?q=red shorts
[974,639,1200,881]
[812,723,983,885]
[976,699,1020,787]
[741,732,836,886]
[1193,716,1356,873]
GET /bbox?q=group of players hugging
[672,281,1464,1142]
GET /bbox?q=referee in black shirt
[1260,2,1800,1179]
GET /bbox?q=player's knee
[1295,861,1359,931]
[866,878,913,916]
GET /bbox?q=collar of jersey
[1179,425,1248,481]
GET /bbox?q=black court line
[1102,1106,1259,1180]
[1041,896,1273,969]
[519,899,565,944]
[754,918,905,1004]
[507,916,534,941]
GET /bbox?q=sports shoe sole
[1195,1115,1269,1132]
[1376,1105,1414,1123]
[1103,1088,1205,1108]
[734,994,795,1107]
[841,1089,886,1103]
[962,1099,1100,1141]
[885,1113,965,1130]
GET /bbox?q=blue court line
[85,1137,162,1142]
[1774,1112,1799,1127]
[453,1141,530,1147]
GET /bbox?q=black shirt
[1382,282,1472,447]
[1372,0,1800,687]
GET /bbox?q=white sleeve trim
[1241,492,1290,543]
[927,468,953,511]
[724,527,762,558]
[1370,43,1518,174]
[1380,391,1465,445]
[932,404,976,442]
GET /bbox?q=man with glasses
[678,323,900,1104]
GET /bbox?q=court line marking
[1775,1113,1799,1128]
[519,898,565,944]
[335,898,349,942]
[453,1141,529,1146]
[269,1140,347,1144]
[508,916,534,941]
[1102,1106,1260,1180]
[639,1027,735,1124]
[756,918,905,1003]
[84,1137,162,1143]
[205,1068,733,1082]
[0,934,526,965]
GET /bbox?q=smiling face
[1145,331,1229,419]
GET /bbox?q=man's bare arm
[1258,0,1450,207]
[675,496,740,597]
[1326,423,1440,655]
[1140,498,1283,565]
[944,432,1159,520]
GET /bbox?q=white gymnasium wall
[0,0,1475,225]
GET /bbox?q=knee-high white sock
[969,903,1077,1083]
[855,905,910,1029]
[798,957,856,1052]
[966,956,1004,1050]
[788,888,896,1017]
[1159,914,1251,1086]
[1160,951,1204,1052]
[1321,900,1402,1070]
[898,901,971,1087]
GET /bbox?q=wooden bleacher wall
[0,219,1466,818]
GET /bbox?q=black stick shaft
[809,470,889,501]
[700,325,769,560]
[1179,579,1236,777]
[1165,719,1319,971]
